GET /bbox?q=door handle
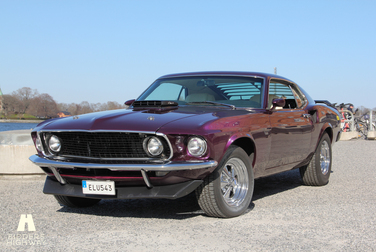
[302,114,311,119]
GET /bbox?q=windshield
[137,76,264,108]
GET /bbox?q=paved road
[1,140,375,251]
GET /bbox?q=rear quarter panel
[309,104,341,152]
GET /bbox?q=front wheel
[195,146,254,218]
[300,133,332,186]
[54,195,101,207]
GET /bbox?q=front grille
[41,132,171,160]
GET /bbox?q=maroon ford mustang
[29,71,341,218]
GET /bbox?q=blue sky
[1,0,375,109]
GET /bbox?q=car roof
[158,71,294,83]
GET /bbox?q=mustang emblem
[147,116,155,121]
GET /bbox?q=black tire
[54,195,101,208]
[300,133,332,186]
[195,146,254,218]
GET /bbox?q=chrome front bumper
[29,155,218,171]
[29,155,218,187]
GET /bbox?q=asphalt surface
[0,140,375,251]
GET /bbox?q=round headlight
[48,135,61,153]
[187,137,207,157]
[145,137,163,156]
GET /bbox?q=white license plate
[82,180,115,195]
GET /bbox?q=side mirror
[271,98,285,110]
[124,99,135,107]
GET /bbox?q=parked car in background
[29,71,341,218]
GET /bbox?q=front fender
[223,133,256,165]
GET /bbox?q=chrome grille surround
[37,130,173,163]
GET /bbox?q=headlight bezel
[143,136,164,157]
[187,136,207,157]
[34,134,44,153]
[47,135,62,154]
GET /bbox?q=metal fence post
[350,111,355,131]
[366,110,376,140]
[370,111,374,131]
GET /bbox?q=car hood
[37,106,251,133]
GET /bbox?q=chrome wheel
[220,157,249,207]
[196,146,254,217]
[320,140,331,175]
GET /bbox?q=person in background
[340,103,350,132]
[347,104,354,114]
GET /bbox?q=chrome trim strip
[159,74,267,79]
[156,132,174,160]
[52,155,168,162]
[38,129,157,134]
[29,155,218,172]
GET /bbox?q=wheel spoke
[223,185,233,199]
[320,140,330,175]
[222,166,233,181]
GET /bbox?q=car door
[266,79,313,171]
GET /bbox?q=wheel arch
[228,136,256,167]
[321,123,334,144]
[311,124,334,154]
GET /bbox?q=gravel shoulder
[0,140,375,251]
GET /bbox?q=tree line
[2,87,374,120]
[1,87,125,119]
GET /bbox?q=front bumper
[29,155,218,171]
[43,176,203,199]
[29,155,217,188]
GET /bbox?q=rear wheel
[54,195,101,207]
[196,146,254,218]
[300,133,332,186]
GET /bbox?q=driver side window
[269,80,305,109]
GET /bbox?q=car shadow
[57,192,205,219]
[56,169,307,219]
[253,168,303,201]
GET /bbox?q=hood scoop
[132,100,178,108]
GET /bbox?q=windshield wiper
[186,101,236,110]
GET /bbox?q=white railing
[339,109,376,140]
[356,111,376,131]
[368,111,375,131]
